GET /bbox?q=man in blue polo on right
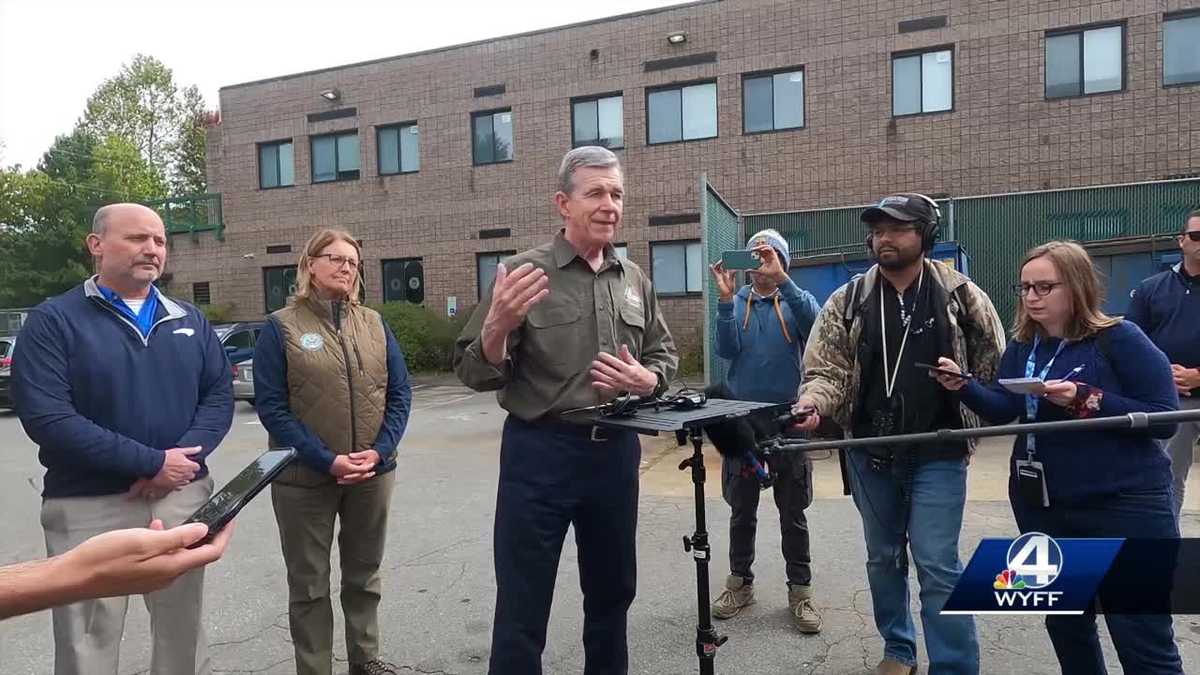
[1126,208,1200,519]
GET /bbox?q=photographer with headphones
[792,194,1005,675]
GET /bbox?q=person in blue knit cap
[708,228,823,633]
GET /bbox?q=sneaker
[788,584,823,634]
[711,574,755,619]
[873,657,917,675]
[349,659,398,675]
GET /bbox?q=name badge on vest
[300,333,325,351]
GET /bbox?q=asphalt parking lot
[2,382,1199,674]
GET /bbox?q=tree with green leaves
[0,54,204,307]
[0,133,167,306]
[77,54,208,195]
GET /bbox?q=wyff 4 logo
[993,532,1065,609]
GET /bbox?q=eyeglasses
[1013,282,1063,298]
[1181,231,1200,243]
[315,254,360,269]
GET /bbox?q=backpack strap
[952,284,972,335]
[842,275,865,333]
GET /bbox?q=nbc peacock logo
[993,569,1026,590]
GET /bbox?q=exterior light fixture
[320,88,340,101]
[667,32,687,44]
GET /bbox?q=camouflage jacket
[800,260,1006,443]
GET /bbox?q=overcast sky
[0,0,681,169]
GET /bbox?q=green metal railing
[742,179,1200,323]
[953,181,1198,320]
[701,175,742,386]
[145,193,224,241]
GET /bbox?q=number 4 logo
[1006,532,1063,589]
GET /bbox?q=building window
[192,282,211,306]
[743,68,805,133]
[472,110,514,165]
[258,140,294,189]
[477,251,516,300]
[377,123,420,175]
[572,94,623,149]
[263,265,298,313]
[311,131,360,183]
[892,48,953,116]
[381,258,425,304]
[1164,12,1200,87]
[1045,24,1124,98]
[650,240,703,295]
[647,81,717,145]
[614,244,628,260]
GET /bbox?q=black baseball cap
[861,194,937,225]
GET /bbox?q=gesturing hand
[590,344,658,398]
[484,263,550,336]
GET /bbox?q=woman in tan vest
[253,228,412,675]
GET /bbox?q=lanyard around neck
[881,268,924,400]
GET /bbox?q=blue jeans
[1010,486,1182,675]
[845,449,979,674]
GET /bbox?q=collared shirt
[96,283,160,337]
[454,230,679,422]
[1127,262,1200,397]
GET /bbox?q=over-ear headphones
[864,193,943,256]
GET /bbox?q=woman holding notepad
[933,240,1181,675]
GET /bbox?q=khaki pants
[270,464,396,675]
[41,477,215,675]
[1168,397,1200,519]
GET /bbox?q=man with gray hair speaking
[12,203,233,675]
[455,146,678,674]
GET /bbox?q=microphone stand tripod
[563,397,789,675]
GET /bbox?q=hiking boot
[873,657,917,675]
[787,584,823,634]
[711,574,755,619]
[349,659,398,675]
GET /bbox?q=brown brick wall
[170,0,1200,355]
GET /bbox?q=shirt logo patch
[624,286,642,311]
[300,333,325,351]
[173,328,195,337]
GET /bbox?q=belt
[528,417,618,442]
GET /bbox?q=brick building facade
[170,0,1200,349]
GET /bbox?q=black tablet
[182,448,296,548]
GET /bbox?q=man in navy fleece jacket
[11,203,233,675]
[1126,208,1200,519]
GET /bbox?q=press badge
[1014,458,1050,508]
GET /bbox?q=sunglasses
[1182,231,1200,243]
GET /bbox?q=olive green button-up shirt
[454,230,678,422]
